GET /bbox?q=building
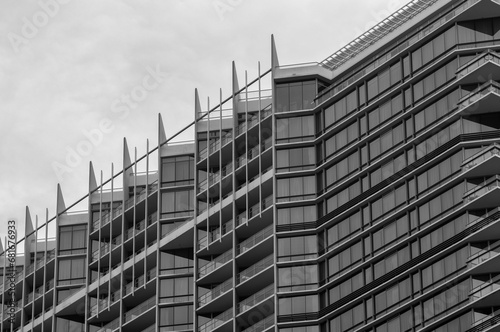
[2,0,500,330]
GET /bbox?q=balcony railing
[123,296,155,323]
[458,80,500,111]
[423,275,500,328]
[463,144,500,171]
[198,307,232,332]
[95,315,120,332]
[198,249,233,277]
[92,181,158,231]
[237,255,273,284]
[456,50,500,78]
[468,239,500,267]
[198,219,233,250]
[469,308,500,330]
[236,195,273,226]
[123,268,156,296]
[237,283,274,314]
[236,225,273,256]
[463,175,500,203]
[241,315,274,332]
[198,278,233,306]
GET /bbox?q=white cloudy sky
[0,0,408,244]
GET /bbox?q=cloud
[0,0,399,241]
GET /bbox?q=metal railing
[198,307,233,332]
[237,255,273,284]
[462,144,500,171]
[237,283,274,314]
[236,225,273,255]
[459,80,500,111]
[198,278,233,306]
[241,315,274,332]
[236,195,273,227]
[123,268,156,296]
[467,239,500,267]
[198,249,233,277]
[463,175,500,202]
[198,219,233,250]
[95,315,120,332]
[123,296,156,323]
[456,50,500,78]
[469,308,500,330]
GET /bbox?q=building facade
[2,0,500,331]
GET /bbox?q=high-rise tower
[2,0,500,331]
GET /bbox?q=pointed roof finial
[123,138,132,169]
[271,34,279,68]
[158,113,167,145]
[56,184,66,215]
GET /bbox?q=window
[161,156,194,187]
[160,277,194,303]
[325,121,359,158]
[160,249,193,275]
[278,235,318,261]
[276,116,315,143]
[279,265,318,291]
[59,225,87,255]
[58,258,86,285]
[327,211,362,247]
[277,205,317,226]
[277,146,316,172]
[278,295,318,315]
[56,318,84,332]
[276,81,316,112]
[277,176,316,202]
[159,305,193,330]
[161,190,194,218]
[326,151,360,187]
[328,241,363,278]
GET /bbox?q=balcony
[468,240,500,274]
[237,255,274,286]
[236,224,273,257]
[123,268,156,296]
[236,195,273,227]
[462,144,500,178]
[236,283,274,315]
[463,175,500,209]
[198,278,233,307]
[198,307,232,332]
[198,131,233,161]
[198,219,233,251]
[92,242,118,261]
[241,315,274,332]
[95,315,120,332]
[92,181,158,232]
[456,50,500,84]
[458,80,500,116]
[123,296,155,323]
[198,249,232,279]
[468,308,500,331]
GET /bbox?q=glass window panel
[289,83,303,111]
[276,85,289,113]
[367,76,378,100]
[303,81,316,108]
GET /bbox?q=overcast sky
[0,0,409,245]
